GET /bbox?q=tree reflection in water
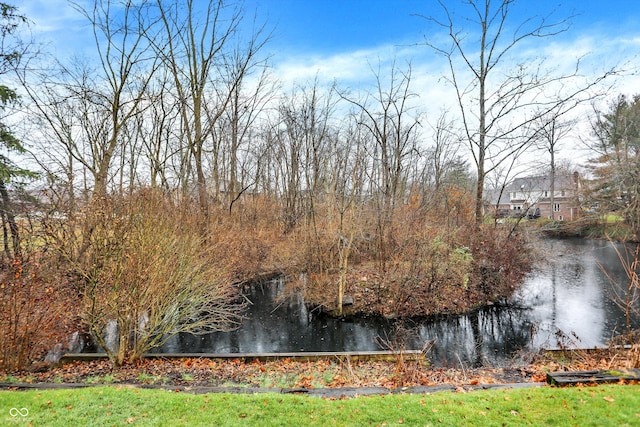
[154,238,637,367]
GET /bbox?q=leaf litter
[2,346,639,389]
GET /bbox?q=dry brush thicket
[0,183,534,370]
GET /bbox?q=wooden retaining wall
[61,350,426,364]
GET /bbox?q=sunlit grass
[1,384,639,426]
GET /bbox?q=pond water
[157,237,638,367]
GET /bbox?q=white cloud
[273,43,412,88]
[15,0,92,58]
[19,0,86,32]
[278,24,639,111]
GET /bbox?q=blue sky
[251,0,640,99]
[248,0,428,54]
[13,0,640,85]
[11,0,640,166]
[15,1,640,61]
[248,0,639,56]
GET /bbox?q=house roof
[506,173,578,192]
[484,188,511,206]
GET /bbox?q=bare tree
[332,122,367,315]
[152,0,269,222]
[135,71,181,191]
[23,0,160,204]
[534,108,575,220]
[271,103,304,233]
[341,60,422,270]
[70,0,160,199]
[217,56,274,213]
[428,112,459,194]
[421,0,615,224]
[21,61,105,211]
[279,81,337,253]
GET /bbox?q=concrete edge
[0,382,547,397]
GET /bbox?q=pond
[157,237,638,367]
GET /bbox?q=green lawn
[1,384,639,426]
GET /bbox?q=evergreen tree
[0,3,35,260]
[587,94,640,237]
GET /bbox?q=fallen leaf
[603,396,615,403]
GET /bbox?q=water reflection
[161,280,399,354]
[519,238,637,349]
[408,307,534,367]
[157,238,639,367]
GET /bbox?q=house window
[553,203,560,212]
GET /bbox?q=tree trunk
[0,179,19,260]
[550,148,556,220]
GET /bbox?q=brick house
[505,172,581,220]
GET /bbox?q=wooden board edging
[61,350,425,364]
[546,368,640,386]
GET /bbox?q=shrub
[55,190,244,367]
[0,258,78,372]
[469,225,532,302]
